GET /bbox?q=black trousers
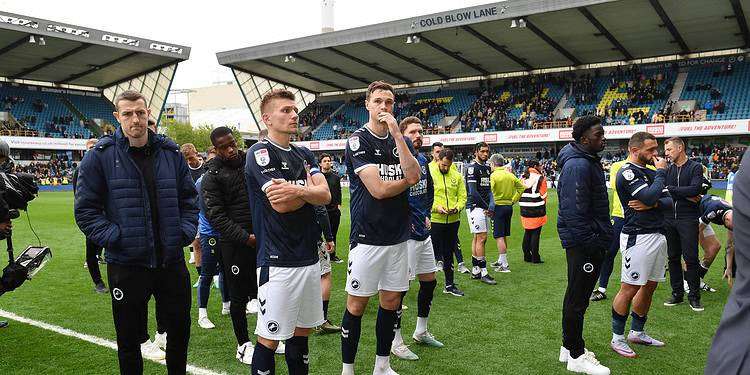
[522,227,542,262]
[431,221,460,287]
[85,237,104,285]
[220,241,257,345]
[664,218,700,300]
[562,243,604,358]
[107,262,191,375]
[599,217,625,289]
[328,208,341,248]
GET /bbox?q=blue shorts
[199,234,222,277]
[493,205,513,238]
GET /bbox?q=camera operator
[0,139,17,328]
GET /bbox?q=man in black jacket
[320,153,343,263]
[201,126,258,364]
[556,116,612,375]
[662,137,705,311]
[75,90,198,374]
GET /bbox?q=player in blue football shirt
[341,81,421,375]
[390,116,444,361]
[245,89,331,374]
[610,132,671,359]
[464,142,496,285]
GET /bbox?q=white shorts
[319,243,331,276]
[700,219,716,238]
[407,238,439,280]
[346,242,409,297]
[620,232,667,286]
[255,264,324,341]
[467,207,491,234]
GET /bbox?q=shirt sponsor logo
[379,164,404,181]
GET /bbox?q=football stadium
[0,0,748,374]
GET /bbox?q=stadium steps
[668,69,689,103]
[59,96,101,137]
[60,96,88,122]
[553,93,569,119]
[325,101,347,123]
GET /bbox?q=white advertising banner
[293,119,750,151]
[0,136,88,150]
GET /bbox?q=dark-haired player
[610,132,671,358]
[341,81,420,375]
[465,142,496,284]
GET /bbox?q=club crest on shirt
[254,148,270,167]
[467,167,474,175]
[349,136,360,152]
[392,147,399,157]
[622,169,635,181]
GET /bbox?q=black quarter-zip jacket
[665,158,704,220]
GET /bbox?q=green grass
[0,190,727,374]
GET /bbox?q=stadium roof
[0,11,190,89]
[217,0,750,94]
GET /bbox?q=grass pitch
[0,190,728,374]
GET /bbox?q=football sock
[417,279,436,318]
[285,336,309,374]
[478,257,488,276]
[598,287,607,293]
[323,300,330,320]
[499,253,508,266]
[612,308,628,336]
[374,355,391,370]
[376,306,397,357]
[630,311,647,333]
[395,291,406,330]
[251,342,276,375]
[341,309,362,364]
[415,317,429,336]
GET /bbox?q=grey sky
[1,0,490,90]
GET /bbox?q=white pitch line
[0,309,225,375]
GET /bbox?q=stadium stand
[312,88,476,140]
[681,62,748,121]
[299,61,750,141]
[0,84,122,139]
[303,63,681,140]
